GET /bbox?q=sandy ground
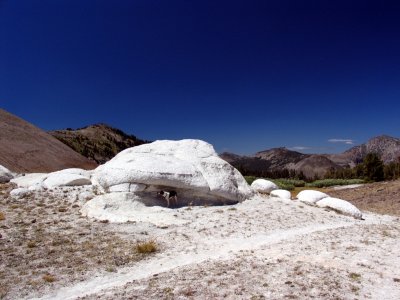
[1,181,400,300]
[328,180,400,217]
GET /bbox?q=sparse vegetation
[0,211,5,221]
[245,176,362,190]
[136,240,158,254]
[306,179,364,188]
[349,272,361,281]
[42,274,56,283]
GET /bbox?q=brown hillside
[49,124,149,164]
[0,109,97,172]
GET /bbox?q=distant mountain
[0,109,97,173]
[220,135,400,179]
[49,124,150,164]
[254,147,309,169]
[292,154,340,179]
[341,135,400,165]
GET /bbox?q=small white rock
[297,190,329,205]
[10,188,32,199]
[251,179,278,193]
[270,189,292,199]
[316,197,363,219]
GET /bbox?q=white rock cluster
[297,190,362,219]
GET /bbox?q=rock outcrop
[0,165,13,183]
[91,139,254,207]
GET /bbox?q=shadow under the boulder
[134,190,240,209]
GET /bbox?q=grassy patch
[306,179,364,188]
[244,177,305,191]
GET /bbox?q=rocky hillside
[0,109,97,173]
[49,124,149,164]
[340,135,400,164]
[221,135,400,179]
[255,147,309,169]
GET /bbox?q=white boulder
[10,188,32,199]
[316,197,363,219]
[270,189,292,199]
[43,173,91,188]
[11,173,48,188]
[92,139,253,206]
[297,190,329,205]
[81,193,188,226]
[0,165,13,183]
[251,179,278,194]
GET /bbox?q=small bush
[0,211,5,221]
[349,272,361,281]
[136,240,157,254]
[42,274,56,283]
[27,241,37,248]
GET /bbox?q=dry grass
[136,240,158,254]
[328,179,400,216]
[42,274,56,283]
[0,211,5,221]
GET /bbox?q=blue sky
[1,0,400,155]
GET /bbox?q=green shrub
[306,179,364,188]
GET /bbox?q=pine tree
[362,153,384,182]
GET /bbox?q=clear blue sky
[1,0,400,155]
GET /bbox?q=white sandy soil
[35,197,400,298]
[1,184,399,300]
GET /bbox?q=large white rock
[0,165,13,183]
[251,179,278,193]
[43,173,92,188]
[316,197,363,219]
[297,190,329,205]
[270,189,292,199]
[81,193,188,226]
[92,139,253,205]
[11,173,48,188]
